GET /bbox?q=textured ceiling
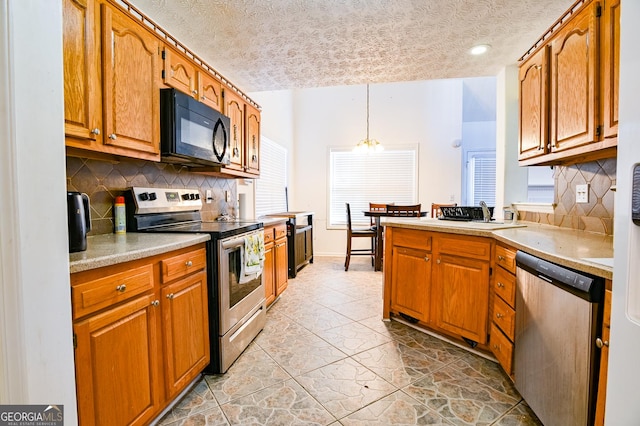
[129,0,575,92]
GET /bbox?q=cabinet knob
[91,128,101,135]
[596,338,609,348]
[167,293,174,300]
[185,260,193,267]
[424,256,429,262]
[116,284,126,292]
[497,282,505,288]
[496,313,503,319]
[151,300,160,307]
[108,134,117,140]
[493,344,500,351]
[497,255,505,261]
[201,95,206,100]
[192,89,198,95]
[436,259,441,264]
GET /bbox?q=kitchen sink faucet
[479,201,491,222]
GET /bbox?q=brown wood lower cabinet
[384,227,491,346]
[595,285,612,426]
[490,243,517,376]
[264,222,289,307]
[71,244,209,425]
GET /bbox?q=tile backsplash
[66,156,237,235]
[519,158,616,235]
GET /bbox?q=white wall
[0,0,78,422]
[496,66,528,215]
[256,80,464,256]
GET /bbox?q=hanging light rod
[354,84,383,153]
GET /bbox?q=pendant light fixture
[354,84,383,153]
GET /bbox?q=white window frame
[327,145,419,228]
[465,150,496,206]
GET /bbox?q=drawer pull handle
[185,260,193,267]
[167,293,174,300]
[496,313,503,319]
[497,255,505,261]
[108,133,117,140]
[116,284,126,292]
[436,259,441,264]
[151,300,160,307]
[596,338,609,348]
[497,282,505,288]
[493,344,500,351]
[424,256,429,262]
[201,95,206,100]
[91,128,100,135]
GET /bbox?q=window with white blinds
[255,137,288,216]
[467,151,496,206]
[329,146,418,227]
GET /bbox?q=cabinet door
[519,46,549,160]
[160,271,210,398]
[63,0,102,145]
[199,72,223,112]
[304,228,313,262]
[101,3,160,158]
[549,2,598,152]
[601,0,620,139]
[74,294,161,426]
[264,242,276,306]
[275,239,289,296]
[432,254,490,344]
[390,246,431,322]
[224,88,245,171]
[162,47,197,97]
[245,104,261,175]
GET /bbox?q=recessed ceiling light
[470,44,490,55]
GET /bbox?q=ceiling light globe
[470,44,490,55]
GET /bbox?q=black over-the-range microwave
[160,88,231,167]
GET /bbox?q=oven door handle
[221,235,246,250]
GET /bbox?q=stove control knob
[139,192,149,201]
[148,192,157,201]
[181,193,190,201]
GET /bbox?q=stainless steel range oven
[126,186,266,373]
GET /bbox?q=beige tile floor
[157,256,542,426]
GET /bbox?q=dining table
[363,209,428,271]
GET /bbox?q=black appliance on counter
[438,205,495,221]
[67,191,91,253]
[126,186,265,373]
[160,88,231,167]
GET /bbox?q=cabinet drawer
[263,226,275,244]
[392,228,431,251]
[161,248,206,283]
[490,323,514,376]
[274,223,287,240]
[493,296,516,340]
[494,266,516,308]
[437,235,491,260]
[495,245,517,274]
[72,264,154,319]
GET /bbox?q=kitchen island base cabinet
[384,227,491,347]
[71,244,209,425]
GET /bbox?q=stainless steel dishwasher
[514,251,604,426]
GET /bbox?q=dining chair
[385,204,422,217]
[368,202,387,229]
[345,203,376,271]
[431,203,457,218]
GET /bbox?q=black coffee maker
[67,191,91,253]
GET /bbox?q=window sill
[511,202,555,214]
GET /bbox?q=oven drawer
[71,264,154,319]
[161,248,206,283]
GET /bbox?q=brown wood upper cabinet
[63,0,161,161]
[162,47,223,112]
[518,0,619,166]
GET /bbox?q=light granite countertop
[383,218,613,279]
[69,233,210,274]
